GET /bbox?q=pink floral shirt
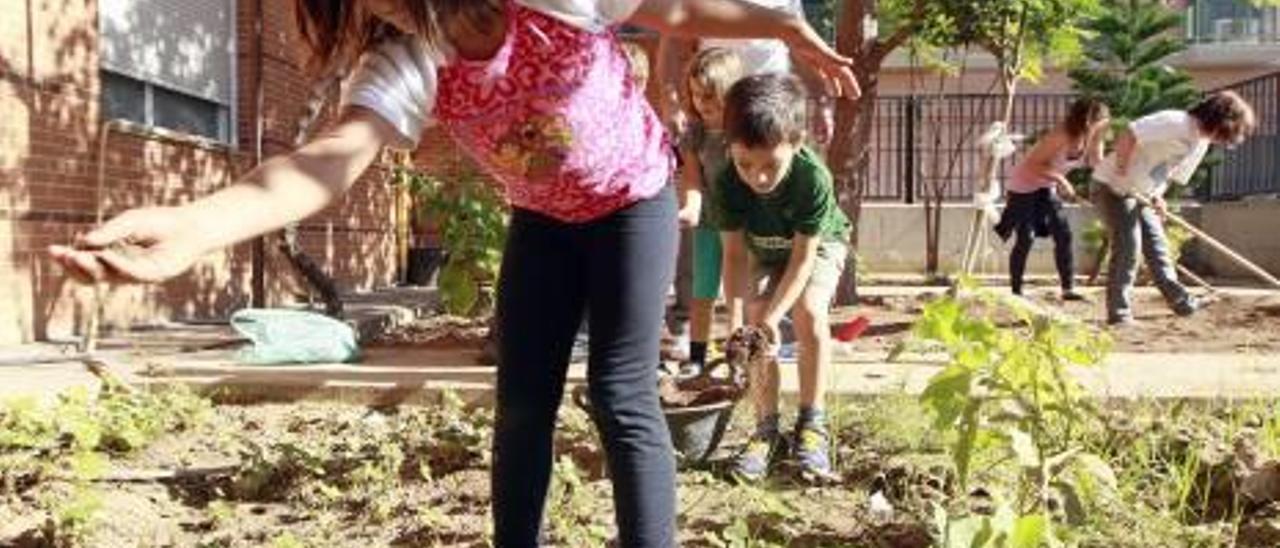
[341,0,672,223]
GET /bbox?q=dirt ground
[835,290,1280,355]
[9,393,1280,547]
[368,290,1280,358]
[0,398,920,548]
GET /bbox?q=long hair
[1062,97,1109,142]
[1189,91,1258,145]
[292,0,501,74]
[684,47,744,124]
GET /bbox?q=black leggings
[492,187,678,547]
[1002,189,1075,295]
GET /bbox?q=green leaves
[914,0,1100,83]
[933,502,1053,548]
[1009,514,1050,548]
[399,167,509,317]
[914,288,1112,546]
[1070,0,1201,124]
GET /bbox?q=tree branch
[870,0,928,65]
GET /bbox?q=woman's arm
[51,107,399,282]
[629,0,859,98]
[655,36,697,130]
[186,107,396,249]
[1112,128,1138,178]
[1086,123,1108,167]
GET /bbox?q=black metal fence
[857,72,1280,203]
[860,94,1075,202]
[1205,71,1280,200]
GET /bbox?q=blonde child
[675,47,744,377]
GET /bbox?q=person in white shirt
[1092,91,1256,325]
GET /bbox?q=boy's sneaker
[794,423,835,483]
[734,424,786,482]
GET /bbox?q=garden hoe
[1129,193,1280,290]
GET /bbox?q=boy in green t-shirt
[717,73,851,482]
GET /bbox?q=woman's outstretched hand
[783,17,861,101]
[49,207,206,284]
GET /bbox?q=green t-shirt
[717,146,852,264]
[681,122,730,230]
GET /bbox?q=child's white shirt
[339,0,643,148]
[1094,110,1211,198]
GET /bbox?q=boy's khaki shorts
[751,240,849,305]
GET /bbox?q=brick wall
[0,1,665,345]
[0,0,414,344]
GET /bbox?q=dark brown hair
[293,0,501,73]
[1063,97,1109,141]
[1189,90,1257,145]
[723,73,808,148]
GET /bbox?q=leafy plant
[1081,220,1107,257]
[42,487,104,547]
[394,166,508,317]
[1069,0,1200,124]
[1,386,209,492]
[702,483,799,548]
[908,282,1116,545]
[270,532,308,548]
[545,456,611,546]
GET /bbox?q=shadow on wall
[1,0,400,344]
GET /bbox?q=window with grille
[98,0,236,143]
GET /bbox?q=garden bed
[5,385,1280,547]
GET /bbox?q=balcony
[1185,0,1280,44]
[1174,0,1280,69]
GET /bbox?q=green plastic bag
[230,309,360,365]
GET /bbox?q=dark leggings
[1006,190,1075,295]
[492,187,678,548]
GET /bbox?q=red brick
[1,0,403,344]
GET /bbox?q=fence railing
[1205,71,1280,200]
[855,72,1280,203]
[859,94,1076,203]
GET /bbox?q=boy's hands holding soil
[49,206,208,284]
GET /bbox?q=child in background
[718,74,851,482]
[995,98,1110,300]
[675,47,744,377]
[1092,91,1256,325]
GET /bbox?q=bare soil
[836,291,1280,355]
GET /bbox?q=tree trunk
[829,0,881,306]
